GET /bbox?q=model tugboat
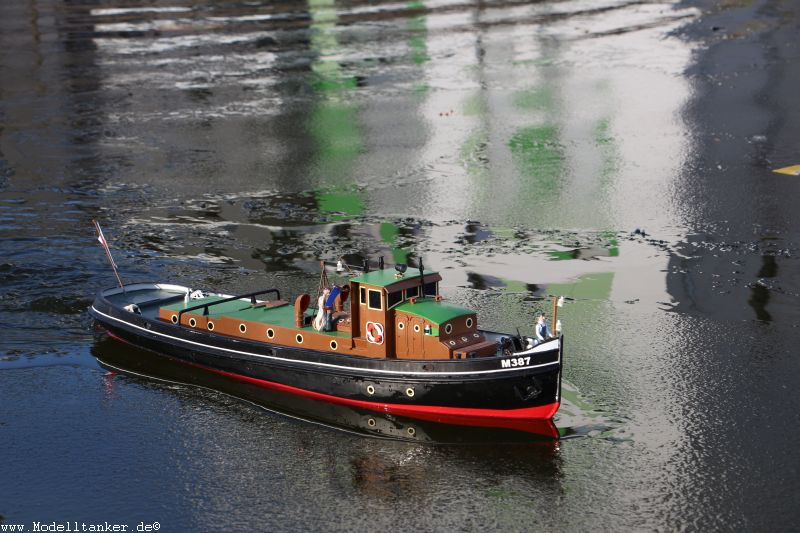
[88,224,564,434]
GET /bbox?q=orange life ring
[366,321,384,345]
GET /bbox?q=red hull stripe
[186,360,560,434]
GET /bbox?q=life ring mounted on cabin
[366,321,384,345]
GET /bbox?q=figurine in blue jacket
[535,313,550,343]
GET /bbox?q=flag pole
[93,220,125,291]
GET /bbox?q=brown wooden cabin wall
[156,308,389,358]
[157,281,494,361]
[445,315,476,337]
[394,311,448,360]
[354,283,390,358]
[393,311,495,360]
[437,313,495,357]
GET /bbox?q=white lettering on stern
[501,356,531,369]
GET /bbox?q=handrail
[177,288,281,325]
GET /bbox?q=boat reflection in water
[91,332,560,443]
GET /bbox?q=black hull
[89,283,563,432]
[92,337,559,442]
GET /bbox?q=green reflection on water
[603,231,619,257]
[310,0,355,93]
[461,128,490,181]
[546,250,581,261]
[310,103,362,181]
[407,1,430,66]
[379,222,409,264]
[501,278,530,294]
[548,272,615,431]
[316,188,364,221]
[508,125,564,199]
[559,386,604,421]
[594,116,620,206]
[457,33,630,229]
[311,64,358,93]
[549,272,614,302]
[308,0,364,221]
[462,93,488,117]
[513,87,554,111]
[545,236,619,261]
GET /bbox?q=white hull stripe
[92,306,560,377]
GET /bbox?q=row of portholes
[396,318,475,335]
[398,322,422,333]
[366,384,414,397]
[449,333,482,347]
[365,418,416,436]
[172,314,338,350]
[172,314,477,346]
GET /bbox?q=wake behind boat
[89,257,564,435]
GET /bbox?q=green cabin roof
[350,268,438,289]
[393,298,474,325]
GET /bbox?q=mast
[418,257,424,296]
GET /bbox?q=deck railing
[177,288,281,325]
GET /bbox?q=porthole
[171,314,178,324]
[266,328,275,339]
[188,318,197,328]
[207,321,215,331]
[461,337,468,342]
[295,334,303,344]
[449,341,456,346]
[466,317,473,328]
[239,323,247,334]
[473,333,480,338]
[367,418,376,427]
[405,387,415,397]
[444,323,453,334]
[407,427,416,436]
[398,322,405,330]
[413,324,421,333]
[330,340,338,350]
[367,385,375,395]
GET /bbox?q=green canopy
[394,298,473,325]
[350,269,437,289]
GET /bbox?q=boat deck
[161,296,349,338]
[106,287,187,320]
[97,284,557,360]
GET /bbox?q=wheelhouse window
[405,285,419,299]
[360,287,366,305]
[387,291,403,308]
[423,281,437,296]
[368,289,382,310]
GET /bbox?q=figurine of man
[314,288,330,331]
[535,312,550,343]
[322,287,333,332]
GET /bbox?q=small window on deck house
[424,282,437,296]
[360,287,366,305]
[368,289,382,310]
[387,291,403,308]
[405,286,419,299]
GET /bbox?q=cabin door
[409,317,425,357]
[396,315,410,357]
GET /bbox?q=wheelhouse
[348,268,496,359]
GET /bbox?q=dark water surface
[2,0,799,530]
